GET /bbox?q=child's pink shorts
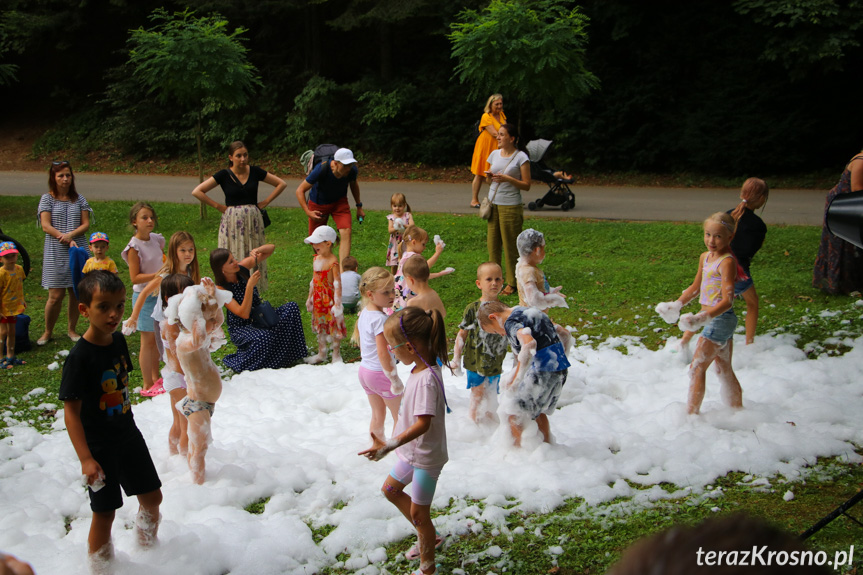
[358,365,402,399]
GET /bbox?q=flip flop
[405,533,444,561]
[470,203,481,208]
[36,337,52,346]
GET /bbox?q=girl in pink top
[655,212,743,415]
[359,306,451,575]
[121,202,166,396]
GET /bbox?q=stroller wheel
[561,201,570,211]
[528,201,537,211]
[536,199,544,208]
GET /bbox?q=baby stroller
[526,139,576,211]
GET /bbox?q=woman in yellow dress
[470,94,506,208]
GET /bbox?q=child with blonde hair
[451,262,508,423]
[121,202,165,396]
[304,226,346,364]
[655,212,745,415]
[351,267,404,442]
[386,193,414,273]
[82,232,118,274]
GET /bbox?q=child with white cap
[0,241,27,368]
[82,232,119,274]
[304,225,347,364]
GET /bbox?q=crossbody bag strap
[489,152,519,203]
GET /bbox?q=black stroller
[526,139,575,212]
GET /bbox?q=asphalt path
[0,171,825,225]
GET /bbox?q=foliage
[126,8,262,181]
[449,0,599,125]
[283,75,352,153]
[733,0,863,78]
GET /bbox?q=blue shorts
[389,459,443,506]
[132,291,157,333]
[700,309,738,345]
[466,370,500,392]
[734,277,753,297]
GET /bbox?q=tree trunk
[197,114,205,219]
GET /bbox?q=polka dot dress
[223,267,308,372]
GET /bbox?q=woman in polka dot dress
[210,244,308,372]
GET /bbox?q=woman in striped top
[37,161,92,345]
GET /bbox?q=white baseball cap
[304,225,337,244]
[333,148,357,165]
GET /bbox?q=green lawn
[1,196,860,573]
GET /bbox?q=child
[655,212,744,415]
[304,225,346,364]
[123,231,200,333]
[359,307,450,574]
[478,300,570,447]
[157,274,195,458]
[350,267,404,441]
[386,193,414,273]
[679,178,769,352]
[58,271,162,572]
[404,256,446,319]
[82,232,118,274]
[341,255,362,314]
[515,228,573,353]
[450,262,508,423]
[164,277,232,484]
[0,241,26,369]
[121,202,166,396]
[392,225,452,313]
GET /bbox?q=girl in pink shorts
[350,267,404,441]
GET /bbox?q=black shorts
[88,427,161,513]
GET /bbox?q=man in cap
[295,148,365,265]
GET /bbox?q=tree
[449,0,599,131]
[733,0,863,79]
[127,8,261,216]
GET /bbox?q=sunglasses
[387,342,407,353]
[52,160,69,166]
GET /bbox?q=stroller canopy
[526,139,553,163]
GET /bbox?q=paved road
[0,171,825,225]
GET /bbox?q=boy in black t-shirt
[59,271,162,572]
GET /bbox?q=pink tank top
[699,253,732,306]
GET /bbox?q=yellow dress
[470,111,507,176]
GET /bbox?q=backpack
[302,143,340,174]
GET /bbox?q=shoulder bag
[479,152,518,221]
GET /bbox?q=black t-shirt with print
[59,332,136,447]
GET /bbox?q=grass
[1,196,861,572]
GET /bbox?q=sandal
[500,284,517,296]
[405,533,444,561]
[140,379,166,397]
[0,358,9,369]
[6,357,25,367]
[36,337,52,346]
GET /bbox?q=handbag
[250,301,278,329]
[479,152,518,221]
[260,208,271,228]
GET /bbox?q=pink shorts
[358,365,402,400]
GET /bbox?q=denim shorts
[132,291,157,333]
[734,276,753,297]
[700,309,738,345]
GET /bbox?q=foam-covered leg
[187,411,211,484]
[714,340,743,409]
[135,508,161,548]
[687,337,720,414]
[555,323,572,357]
[87,539,114,575]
